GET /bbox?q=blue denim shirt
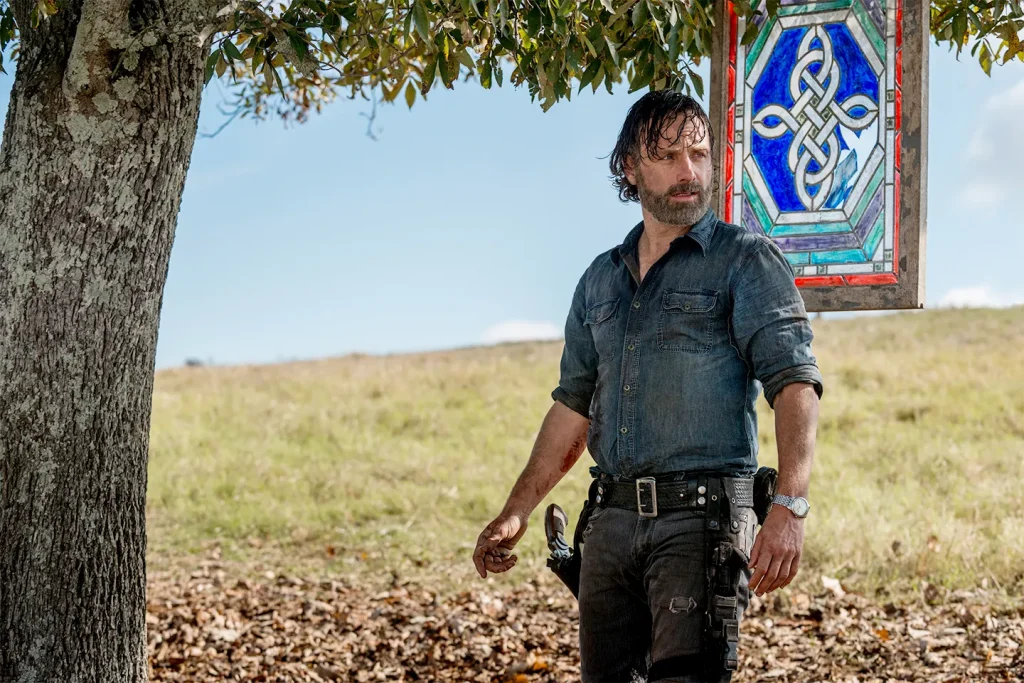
[552,209,823,478]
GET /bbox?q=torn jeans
[577,504,756,682]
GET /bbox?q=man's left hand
[747,505,804,596]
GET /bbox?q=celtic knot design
[752,26,879,210]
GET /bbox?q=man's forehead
[636,114,711,156]
[659,116,710,149]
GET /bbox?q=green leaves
[628,58,655,92]
[223,38,243,62]
[0,0,1019,129]
[578,58,603,91]
[412,0,432,43]
[977,40,993,74]
[741,19,760,46]
[28,0,56,29]
[481,57,493,88]
[0,5,16,75]
[175,0,1020,126]
[605,37,620,66]
[953,11,969,47]
[204,49,222,85]
[930,0,1024,73]
[689,69,704,100]
[421,55,438,95]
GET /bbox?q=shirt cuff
[762,365,824,408]
[551,386,592,418]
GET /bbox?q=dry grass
[147,306,1024,598]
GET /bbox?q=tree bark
[0,2,207,680]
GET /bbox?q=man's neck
[638,209,696,261]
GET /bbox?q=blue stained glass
[750,22,880,213]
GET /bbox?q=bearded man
[472,90,823,683]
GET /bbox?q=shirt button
[620,427,628,434]
[623,385,630,392]
[628,344,635,351]
[632,301,641,309]
[684,304,691,311]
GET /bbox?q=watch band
[771,494,810,518]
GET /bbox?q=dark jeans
[578,505,757,683]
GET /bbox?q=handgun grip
[544,503,572,557]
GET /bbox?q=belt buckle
[636,477,658,518]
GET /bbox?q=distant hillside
[147,307,1024,595]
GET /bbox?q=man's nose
[675,156,696,183]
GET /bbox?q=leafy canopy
[0,0,1021,124]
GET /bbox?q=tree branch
[62,0,133,104]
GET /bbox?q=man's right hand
[472,511,528,579]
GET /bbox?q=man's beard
[635,170,712,228]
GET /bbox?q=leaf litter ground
[148,559,1023,682]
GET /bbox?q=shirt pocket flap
[585,300,618,325]
[663,290,718,314]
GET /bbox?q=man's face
[626,116,714,228]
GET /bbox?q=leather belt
[592,476,754,518]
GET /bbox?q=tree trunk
[0,2,206,680]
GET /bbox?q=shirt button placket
[619,297,643,470]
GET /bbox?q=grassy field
[147,306,1024,598]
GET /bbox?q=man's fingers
[473,515,525,580]
[476,531,501,556]
[484,552,517,574]
[472,544,489,578]
[748,553,769,592]
[780,554,800,589]
[765,556,794,594]
[754,555,783,596]
[748,535,763,570]
[473,525,502,578]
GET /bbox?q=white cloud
[960,182,1007,209]
[937,285,1024,309]
[959,79,1024,209]
[481,320,562,344]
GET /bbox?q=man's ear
[623,155,637,186]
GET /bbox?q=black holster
[753,466,778,526]
[545,480,599,599]
[702,477,752,675]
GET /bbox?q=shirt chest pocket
[585,299,620,365]
[657,290,718,354]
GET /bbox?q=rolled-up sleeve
[551,272,598,418]
[731,239,824,408]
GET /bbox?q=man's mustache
[665,182,705,196]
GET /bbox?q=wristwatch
[771,494,811,518]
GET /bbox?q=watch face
[793,498,810,517]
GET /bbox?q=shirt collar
[613,209,719,265]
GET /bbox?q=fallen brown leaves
[148,564,1023,682]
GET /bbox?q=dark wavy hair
[609,90,715,203]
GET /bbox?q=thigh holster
[702,477,747,674]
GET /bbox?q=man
[472,90,823,683]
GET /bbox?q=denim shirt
[552,209,823,478]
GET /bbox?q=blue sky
[1,46,1021,369]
